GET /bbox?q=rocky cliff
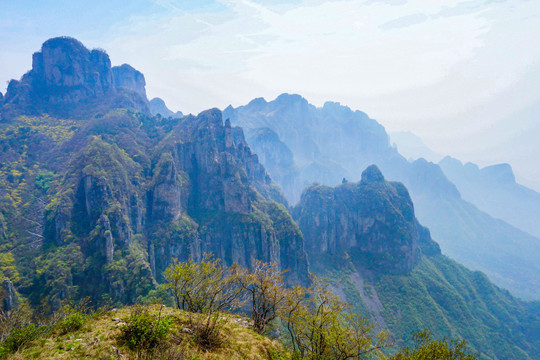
[112,64,147,100]
[1,37,149,119]
[294,165,439,274]
[32,108,308,307]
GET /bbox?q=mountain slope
[294,166,540,360]
[224,94,540,300]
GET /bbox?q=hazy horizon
[2,0,540,190]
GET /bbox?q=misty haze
[0,1,538,359]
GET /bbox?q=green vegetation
[0,258,480,360]
[119,305,172,354]
[310,252,538,360]
[0,93,536,359]
[390,330,476,360]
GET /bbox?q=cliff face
[294,165,439,274]
[34,108,308,306]
[1,37,149,119]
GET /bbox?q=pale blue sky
[2,0,540,190]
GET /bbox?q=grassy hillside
[3,305,286,360]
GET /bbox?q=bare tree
[231,260,288,334]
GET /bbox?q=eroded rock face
[32,37,114,103]
[148,109,307,284]
[294,165,439,274]
[43,107,309,304]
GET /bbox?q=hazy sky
[1,0,540,190]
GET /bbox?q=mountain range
[0,37,538,359]
[224,96,540,300]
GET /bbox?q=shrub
[231,260,288,334]
[119,306,172,354]
[54,297,92,335]
[191,313,224,351]
[56,311,86,335]
[281,276,390,360]
[0,323,46,357]
[163,254,244,351]
[0,303,48,357]
[390,330,478,360]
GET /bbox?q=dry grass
[4,305,288,360]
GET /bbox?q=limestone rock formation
[37,107,308,305]
[294,165,439,274]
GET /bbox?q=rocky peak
[112,64,147,100]
[1,37,149,119]
[172,108,284,213]
[481,163,515,183]
[361,164,385,185]
[294,166,440,274]
[31,37,114,99]
[149,97,183,118]
[408,158,461,199]
[275,93,308,107]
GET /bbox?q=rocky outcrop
[1,37,149,119]
[1,279,18,312]
[294,165,439,274]
[148,152,186,222]
[244,127,300,202]
[149,97,183,118]
[113,64,147,100]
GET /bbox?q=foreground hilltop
[1,305,286,360]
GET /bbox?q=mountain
[149,97,183,118]
[224,94,540,300]
[294,166,540,360]
[1,37,539,359]
[0,38,308,310]
[389,131,442,162]
[439,156,540,239]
